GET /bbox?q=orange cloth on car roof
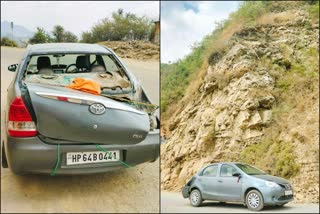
[66,77,101,95]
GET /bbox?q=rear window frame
[19,51,135,93]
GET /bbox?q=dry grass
[248,87,273,98]
[161,61,208,132]
[98,40,159,60]
[219,21,244,43]
[180,21,245,102]
[183,61,208,99]
[257,11,296,26]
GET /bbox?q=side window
[102,55,119,72]
[90,55,96,65]
[27,56,38,73]
[202,165,218,177]
[220,164,238,177]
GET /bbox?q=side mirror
[232,172,241,177]
[8,64,18,72]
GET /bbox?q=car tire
[2,142,8,168]
[189,189,202,207]
[246,189,264,211]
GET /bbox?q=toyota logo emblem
[89,103,106,115]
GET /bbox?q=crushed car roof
[26,43,112,55]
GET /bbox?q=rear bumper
[181,186,190,198]
[5,130,159,175]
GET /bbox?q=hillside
[161,1,319,203]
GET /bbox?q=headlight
[265,181,279,188]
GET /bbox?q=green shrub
[81,9,153,43]
[275,47,318,96]
[307,1,319,21]
[29,27,52,44]
[240,140,300,178]
[161,40,208,112]
[1,37,17,47]
[230,1,268,24]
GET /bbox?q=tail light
[7,97,37,137]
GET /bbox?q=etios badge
[89,103,106,115]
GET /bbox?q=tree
[52,25,65,42]
[52,25,78,42]
[29,27,50,44]
[81,8,153,42]
[63,31,78,42]
[80,31,94,43]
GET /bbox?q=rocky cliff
[161,6,319,203]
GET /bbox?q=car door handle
[218,180,223,183]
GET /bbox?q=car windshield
[235,163,266,175]
[23,53,132,94]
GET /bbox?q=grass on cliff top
[161,1,315,121]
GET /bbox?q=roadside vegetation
[26,9,154,46]
[28,25,78,44]
[81,9,154,43]
[1,37,18,47]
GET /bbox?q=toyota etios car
[2,43,159,175]
[182,162,294,211]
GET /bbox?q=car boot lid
[26,82,145,115]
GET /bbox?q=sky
[161,1,240,63]
[1,1,159,37]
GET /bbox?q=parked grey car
[2,43,159,175]
[182,162,294,211]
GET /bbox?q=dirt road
[161,191,319,213]
[0,47,159,213]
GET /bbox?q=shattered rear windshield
[23,53,131,93]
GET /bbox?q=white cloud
[161,1,240,63]
[1,1,159,37]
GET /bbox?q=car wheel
[246,190,264,211]
[189,189,202,207]
[2,142,8,168]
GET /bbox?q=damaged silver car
[2,43,159,175]
[182,162,294,211]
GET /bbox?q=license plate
[285,190,293,195]
[66,150,120,165]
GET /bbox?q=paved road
[161,191,319,213]
[1,47,159,213]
